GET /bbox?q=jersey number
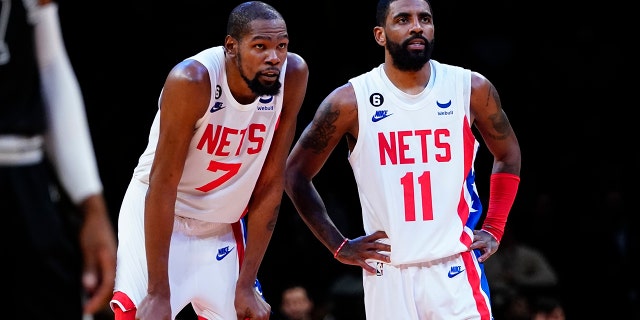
[400,171,433,221]
[196,160,241,192]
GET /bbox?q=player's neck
[226,61,258,104]
[382,62,431,95]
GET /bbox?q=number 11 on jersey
[400,171,433,221]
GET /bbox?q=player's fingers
[375,242,391,253]
[477,251,491,263]
[468,241,481,250]
[83,250,116,314]
[83,267,113,313]
[360,261,378,274]
[82,268,98,292]
[372,252,390,263]
[369,230,388,240]
[83,281,112,314]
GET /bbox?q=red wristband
[481,173,520,242]
[334,238,349,258]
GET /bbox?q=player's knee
[110,291,136,320]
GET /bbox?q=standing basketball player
[284,0,521,319]
[110,2,308,319]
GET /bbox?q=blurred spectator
[531,296,565,320]
[274,283,338,320]
[483,228,559,319]
[280,285,315,320]
[484,228,559,290]
[500,294,531,320]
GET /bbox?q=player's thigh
[112,178,149,308]
[363,262,417,319]
[364,253,491,320]
[170,221,238,319]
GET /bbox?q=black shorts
[1,161,84,319]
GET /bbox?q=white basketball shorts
[363,250,493,320]
[111,178,247,319]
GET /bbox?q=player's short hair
[227,1,284,40]
[376,0,432,27]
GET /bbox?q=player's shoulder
[470,70,492,93]
[167,58,210,86]
[324,82,357,111]
[432,59,490,94]
[285,52,309,76]
[283,52,309,96]
[430,59,473,81]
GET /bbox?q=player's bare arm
[235,52,308,320]
[78,193,117,314]
[285,84,390,274]
[137,60,211,320]
[469,71,521,176]
[468,71,521,262]
[286,84,359,245]
[294,84,358,170]
[238,52,308,284]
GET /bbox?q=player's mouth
[260,69,280,79]
[407,39,425,50]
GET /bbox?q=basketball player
[1,0,117,318]
[284,0,521,319]
[109,2,308,319]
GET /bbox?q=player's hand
[334,230,391,274]
[135,293,172,320]
[78,194,117,315]
[470,229,500,262]
[235,283,271,320]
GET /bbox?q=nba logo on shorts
[376,262,384,276]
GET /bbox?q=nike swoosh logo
[447,269,465,278]
[210,102,226,113]
[437,100,452,108]
[372,113,392,122]
[216,247,234,261]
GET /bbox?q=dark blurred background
[57,0,636,319]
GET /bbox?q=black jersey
[0,0,46,135]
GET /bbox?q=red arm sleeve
[481,173,520,242]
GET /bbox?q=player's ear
[224,35,238,55]
[373,26,385,46]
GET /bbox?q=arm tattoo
[487,84,511,140]
[300,102,339,154]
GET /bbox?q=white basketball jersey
[349,60,482,265]
[133,46,286,223]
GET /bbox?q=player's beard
[237,53,282,97]
[386,34,434,72]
